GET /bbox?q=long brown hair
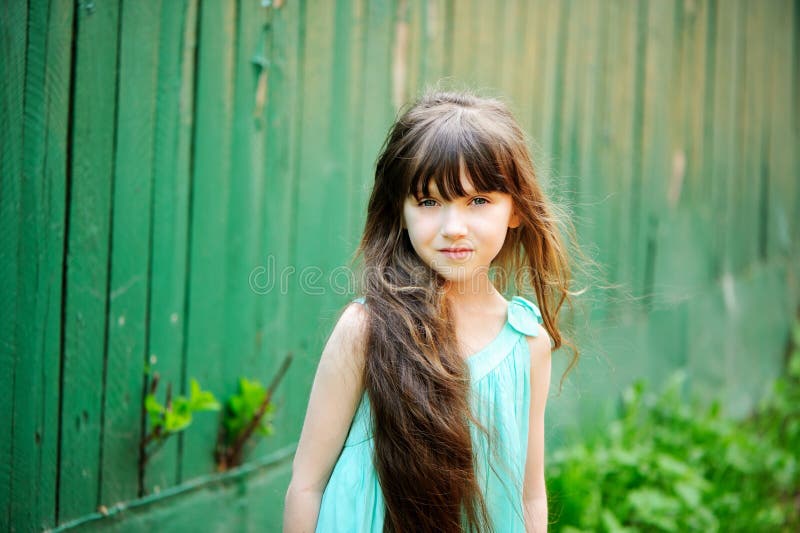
[357,90,574,532]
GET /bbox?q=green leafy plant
[224,378,276,437]
[141,373,221,465]
[548,317,800,532]
[215,353,293,471]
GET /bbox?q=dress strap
[506,296,543,336]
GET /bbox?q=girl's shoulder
[328,299,369,354]
[319,300,369,378]
[341,297,368,328]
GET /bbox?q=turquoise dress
[315,296,544,532]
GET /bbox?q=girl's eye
[472,197,490,206]
[418,199,438,207]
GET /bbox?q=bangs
[406,113,511,200]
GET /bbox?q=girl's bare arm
[283,302,368,533]
[523,326,553,533]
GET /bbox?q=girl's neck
[445,275,509,358]
[443,274,504,312]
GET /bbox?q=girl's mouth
[439,248,473,260]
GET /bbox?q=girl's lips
[439,248,473,260]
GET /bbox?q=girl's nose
[440,206,468,239]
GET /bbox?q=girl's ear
[509,210,521,229]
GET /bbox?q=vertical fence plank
[639,0,675,312]
[567,0,604,222]
[357,0,394,213]
[766,0,797,260]
[755,0,779,229]
[720,0,751,409]
[344,0,368,247]
[547,0,567,163]
[552,0,580,190]
[624,0,649,311]
[527,0,559,148]
[539,0,570,177]
[708,0,741,279]
[258,0,304,454]
[221,0,272,465]
[511,0,536,136]
[59,0,119,523]
[419,0,447,84]
[686,0,726,403]
[572,0,607,319]
[657,0,714,298]
[698,0,720,280]
[475,0,503,90]
[285,0,340,446]
[144,0,197,495]
[725,0,757,274]
[593,0,637,315]
[331,0,367,250]
[0,0,28,526]
[738,0,769,267]
[677,0,709,207]
[498,0,521,97]
[12,0,74,529]
[794,0,800,253]
[449,0,476,83]
[181,0,237,482]
[402,0,421,102]
[100,0,161,506]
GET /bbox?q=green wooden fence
[2,0,798,531]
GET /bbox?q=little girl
[284,91,573,533]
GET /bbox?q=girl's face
[402,173,519,288]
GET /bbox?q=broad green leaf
[145,394,164,415]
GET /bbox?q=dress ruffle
[507,296,543,336]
